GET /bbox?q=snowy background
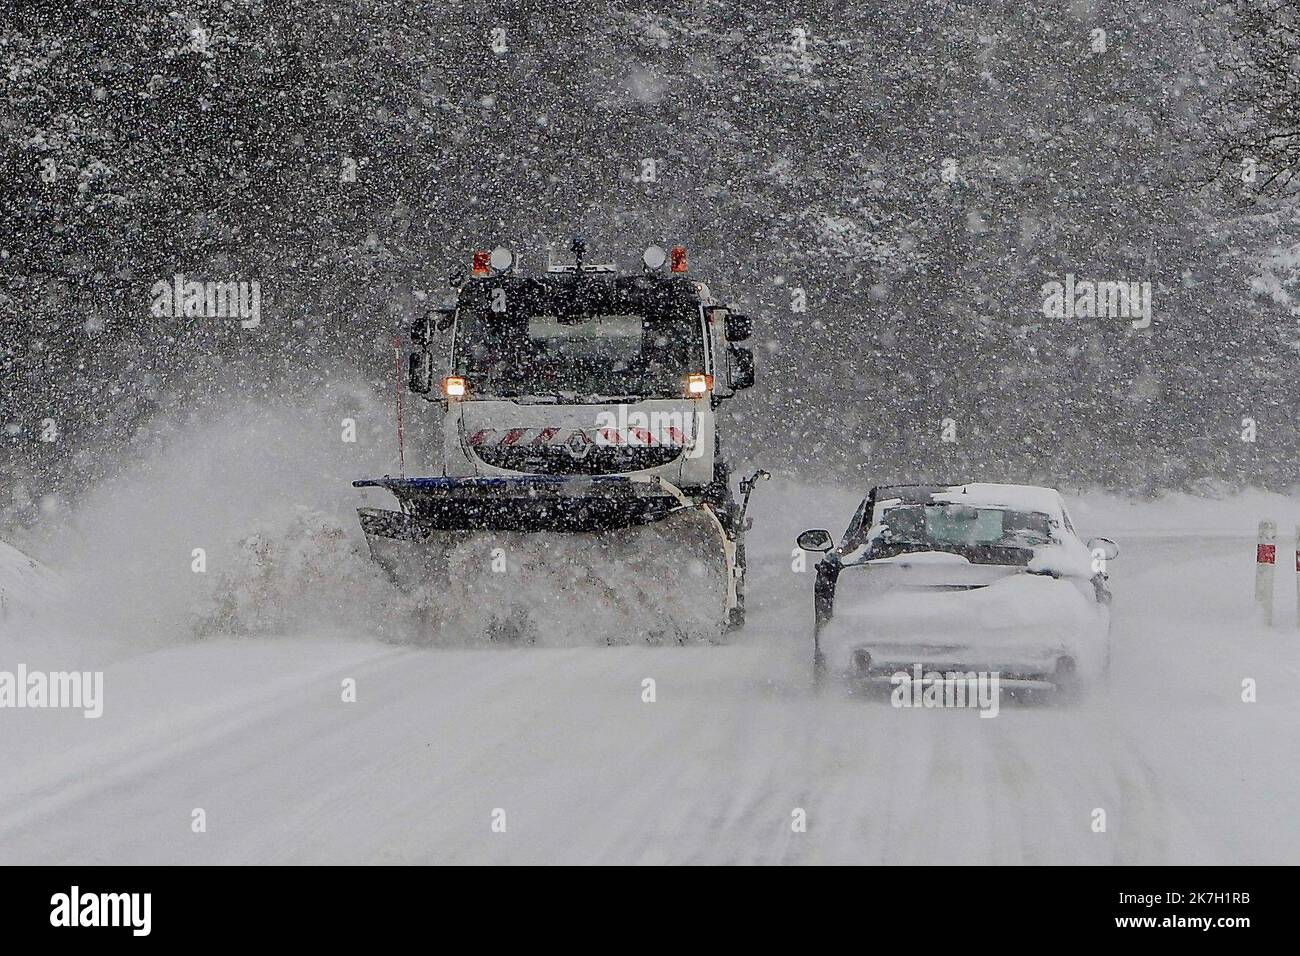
[2,1,1300,864]
[5,0,1300,519]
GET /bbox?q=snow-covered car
[796,483,1118,699]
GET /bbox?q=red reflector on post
[472,251,491,276]
[1258,544,1276,564]
[670,245,688,273]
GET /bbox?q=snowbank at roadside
[0,539,63,630]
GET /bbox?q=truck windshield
[453,286,704,398]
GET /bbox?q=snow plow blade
[351,474,749,643]
[352,475,687,533]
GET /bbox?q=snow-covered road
[2,480,1296,864]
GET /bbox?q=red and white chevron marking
[466,427,686,447]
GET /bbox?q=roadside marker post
[1256,520,1276,627]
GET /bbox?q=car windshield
[873,504,1055,549]
[453,283,704,398]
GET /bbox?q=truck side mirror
[409,351,433,393]
[728,345,755,390]
[412,309,454,346]
[410,315,431,347]
[725,312,752,342]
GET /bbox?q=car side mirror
[1086,537,1119,561]
[725,312,753,342]
[797,529,834,553]
[409,351,433,394]
[728,345,755,390]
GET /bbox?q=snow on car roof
[931,483,1065,517]
[875,482,1065,519]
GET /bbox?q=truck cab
[409,244,755,504]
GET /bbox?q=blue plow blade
[352,475,635,491]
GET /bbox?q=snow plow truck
[353,240,765,643]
